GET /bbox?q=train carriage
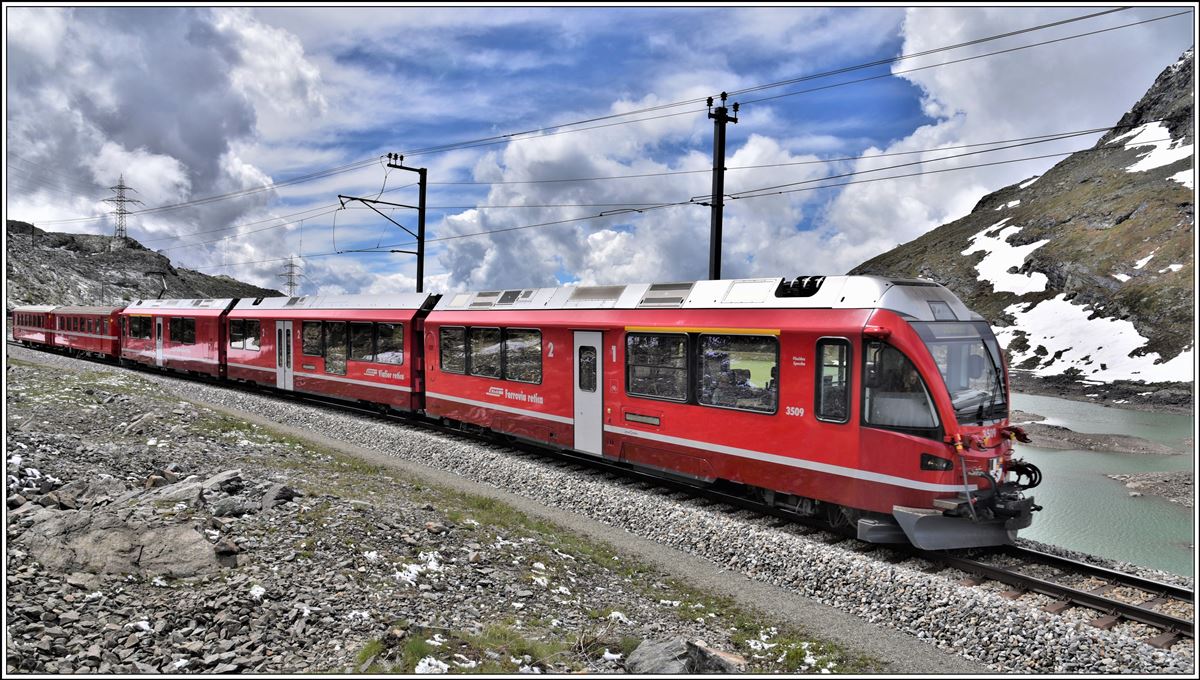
[425,276,1037,549]
[50,306,124,359]
[225,293,437,411]
[12,305,56,347]
[119,299,236,377]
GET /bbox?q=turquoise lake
[1010,393,1194,576]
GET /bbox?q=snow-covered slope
[853,48,1194,388]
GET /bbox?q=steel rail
[923,550,1193,640]
[1001,544,1194,602]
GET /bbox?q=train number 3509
[784,406,805,417]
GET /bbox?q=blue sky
[5,5,1194,296]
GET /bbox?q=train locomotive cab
[856,281,1041,550]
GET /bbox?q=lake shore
[1009,372,1193,416]
[1107,471,1194,509]
[1009,410,1185,455]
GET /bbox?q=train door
[276,320,294,390]
[573,331,603,455]
[154,317,164,367]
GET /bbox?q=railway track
[928,545,1194,648]
[9,340,1196,648]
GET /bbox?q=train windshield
[912,321,1008,424]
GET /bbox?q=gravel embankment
[7,357,860,674]
[7,346,1195,673]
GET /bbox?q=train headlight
[920,453,954,471]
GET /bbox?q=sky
[4,4,1195,297]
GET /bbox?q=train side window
[350,322,375,362]
[503,329,541,383]
[439,327,466,374]
[697,334,778,414]
[468,327,502,378]
[86,319,93,334]
[376,323,403,365]
[73,317,80,332]
[302,321,323,356]
[578,346,597,392]
[862,340,940,438]
[169,317,182,344]
[185,318,196,344]
[230,319,245,349]
[815,339,852,423]
[324,321,348,375]
[244,320,261,351]
[626,333,688,402]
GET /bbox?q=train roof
[231,293,436,311]
[10,305,58,314]
[53,306,125,315]
[125,298,235,311]
[432,276,982,322]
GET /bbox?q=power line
[144,114,1181,260]
[723,125,1162,198]
[6,159,99,193]
[393,7,1136,158]
[36,156,386,225]
[727,7,1134,98]
[318,134,1176,255]
[739,10,1191,106]
[421,122,1151,186]
[170,125,1176,264]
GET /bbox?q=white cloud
[212,8,328,141]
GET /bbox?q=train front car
[858,279,1041,550]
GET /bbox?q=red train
[10,275,1040,550]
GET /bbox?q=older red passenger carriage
[224,293,437,412]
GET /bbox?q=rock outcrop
[5,219,280,309]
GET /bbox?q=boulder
[211,498,254,518]
[626,639,748,674]
[260,483,298,511]
[626,638,689,674]
[686,640,747,673]
[19,509,220,577]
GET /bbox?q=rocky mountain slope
[5,220,281,309]
[852,48,1194,388]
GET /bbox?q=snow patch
[991,199,1021,211]
[1112,122,1194,173]
[1133,249,1157,270]
[607,611,631,625]
[602,649,623,662]
[996,294,1195,382]
[452,654,477,669]
[962,219,1049,295]
[248,585,266,601]
[1168,169,1194,189]
[1111,273,1131,283]
[1159,263,1184,273]
[1019,175,1040,189]
[415,657,449,674]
